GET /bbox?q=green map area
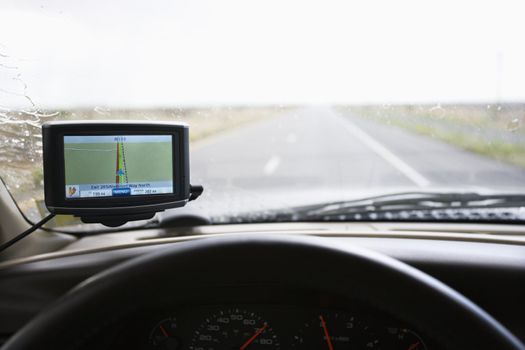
[64,141,173,185]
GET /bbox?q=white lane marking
[339,119,431,187]
[263,155,281,175]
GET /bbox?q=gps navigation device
[43,121,202,226]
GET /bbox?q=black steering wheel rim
[3,235,524,349]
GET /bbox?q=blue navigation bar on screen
[112,188,131,196]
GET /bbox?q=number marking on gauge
[189,309,279,350]
[240,323,268,350]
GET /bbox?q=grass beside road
[340,104,525,168]
[399,122,525,168]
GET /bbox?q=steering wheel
[3,235,524,349]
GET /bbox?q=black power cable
[0,213,56,254]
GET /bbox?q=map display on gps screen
[63,135,173,199]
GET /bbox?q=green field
[64,142,173,185]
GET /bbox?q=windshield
[1,0,525,229]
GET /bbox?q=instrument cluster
[132,305,429,350]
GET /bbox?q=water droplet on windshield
[506,118,521,132]
[94,106,111,116]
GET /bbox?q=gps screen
[63,135,173,199]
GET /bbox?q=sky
[1,0,525,109]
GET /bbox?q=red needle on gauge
[159,324,170,338]
[240,323,268,350]
[319,315,334,350]
[408,341,421,350]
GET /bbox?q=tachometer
[292,311,379,349]
[188,308,280,350]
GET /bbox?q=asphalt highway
[189,106,525,215]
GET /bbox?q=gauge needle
[319,315,334,350]
[159,324,170,338]
[408,341,421,350]
[240,323,268,350]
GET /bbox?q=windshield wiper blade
[270,192,525,223]
[308,191,525,214]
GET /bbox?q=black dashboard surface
[0,235,524,346]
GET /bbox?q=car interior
[1,1,525,349]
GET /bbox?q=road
[189,107,525,215]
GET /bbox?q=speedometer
[188,308,280,350]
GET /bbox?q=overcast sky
[1,0,525,109]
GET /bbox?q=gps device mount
[42,121,203,227]
[76,185,204,227]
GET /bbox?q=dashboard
[114,302,430,350]
[1,225,525,349]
